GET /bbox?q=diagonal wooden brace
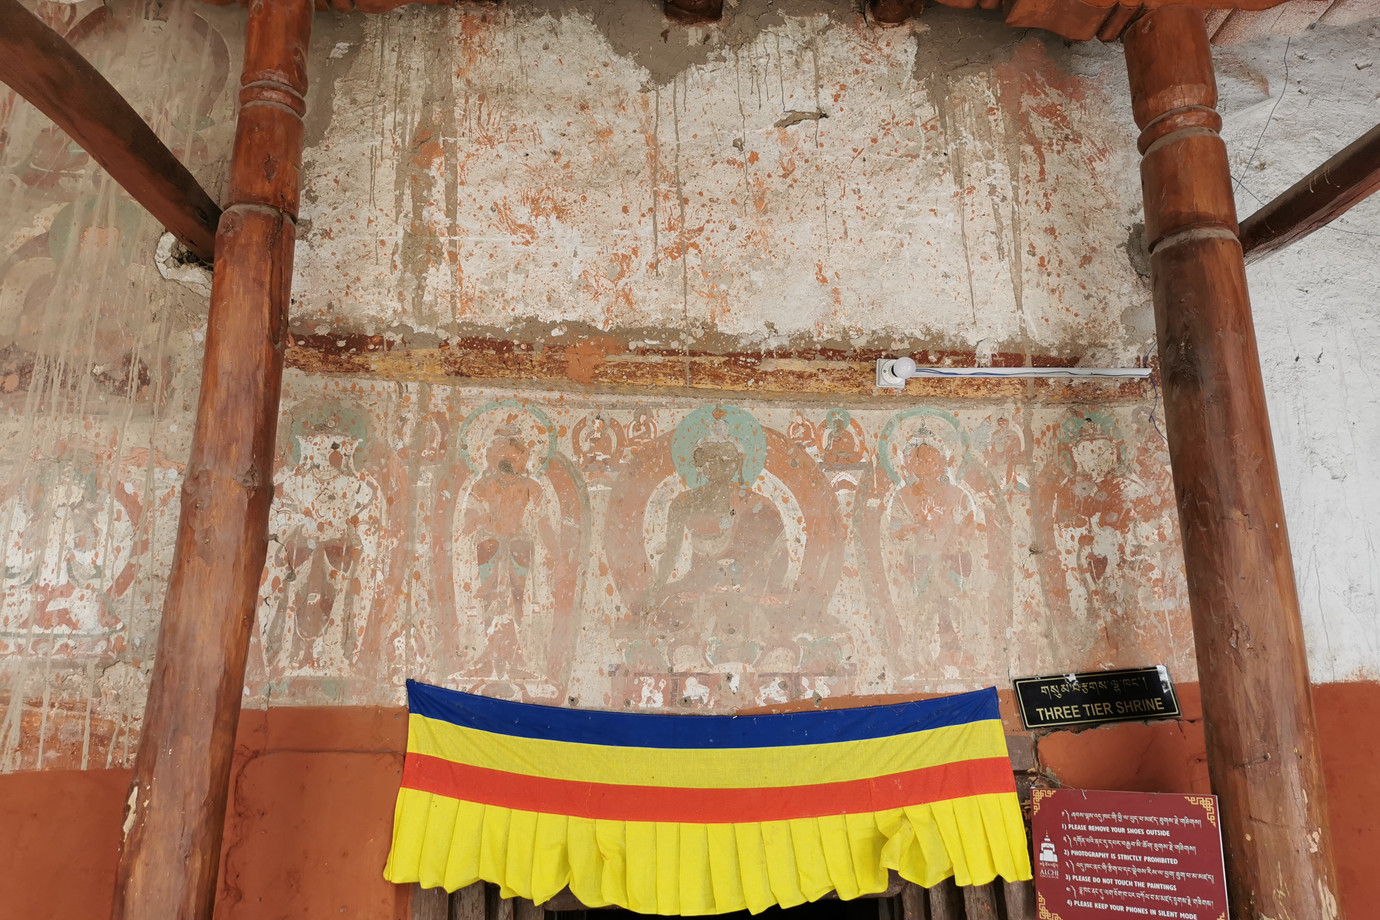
[0,0,221,262]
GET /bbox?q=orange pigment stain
[563,336,623,385]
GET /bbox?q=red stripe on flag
[401,754,1017,823]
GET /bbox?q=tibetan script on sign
[1032,788,1228,920]
[1013,666,1180,729]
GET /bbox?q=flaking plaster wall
[0,0,1375,774]
[293,3,1150,363]
[0,0,238,771]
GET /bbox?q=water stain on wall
[0,0,1192,774]
[0,0,242,771]
[293,3,1147,361]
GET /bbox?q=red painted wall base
[0,682,1374,920]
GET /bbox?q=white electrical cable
[900,366,1152,378]
[876,356,1151,388]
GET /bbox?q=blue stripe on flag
[406,680,1000,749]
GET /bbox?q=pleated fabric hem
[383,789,1033,916]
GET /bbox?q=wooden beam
[1241,121,1380,263]
[1001,879,1035,920]
[999,0,1312,42]
[195,0,1311,25]
[109,0,312,917]
[1123,8,1339,920]
[282,334,1157,401]
[927,878,962,920]
[0,0,221,262]
[961,884,999,920]
[871,0,927,27]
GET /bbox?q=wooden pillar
[900,882,926,920]
[928,878,962,920]
[961,884,999,920]
[1002,880,1035,920]
[1123,8,1340,919]
[110,1,311,918]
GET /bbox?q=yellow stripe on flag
[385,788,1032,915]
[406,713,1011,789]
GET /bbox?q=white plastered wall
[1216,19,1380,682]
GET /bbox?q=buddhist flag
[384,680,1031,915]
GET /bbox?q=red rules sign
[1032,788,1229,920]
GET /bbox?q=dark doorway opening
[550,898,885,920]
[422,878,1033,920]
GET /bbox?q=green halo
[824,408,852,429]
[877,407,967,485]
[669,405,767,489]
[457,399,557,475]
[1058,409,1120,445]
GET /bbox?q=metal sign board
[1013,666,1180,729]
[1032,788,1229,920]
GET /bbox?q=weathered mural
[258,408,394,677]
[236,377,1192,713]
[0,0,238,771]
[0,0,1198,773]
[0,373,1193,768]
[0,443,181,659]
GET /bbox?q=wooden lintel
[190,0,1312,38]
[0,0,221,262]
[1240,121,1380,263]
[282,334,1157,401]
